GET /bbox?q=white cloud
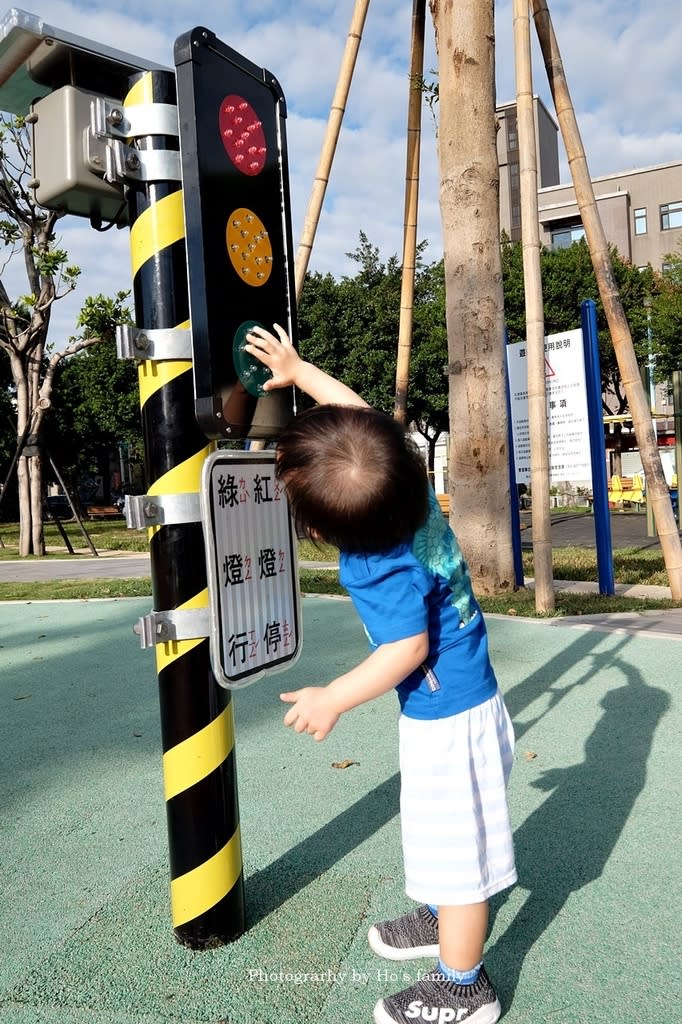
[31,1,173,67]
[48,221,132,344]
[0,0,680,347]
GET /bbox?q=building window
[506,112,518,153]
[634,208,647,235]
[550,224,585,249]
[662,260,682,284]
[660,201,682,230]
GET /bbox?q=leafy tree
[297,234,449,476]
[47,292,140,498]
[0,115,81,553]
[407,257,448,473]
[0,354,16,517]
[650,243,682,382]
[501,237,656,470]
[297,239,400,413]
[0,351,12,463]
[0,115,132,553]
[300,235,665,497]
[502,236,655,414]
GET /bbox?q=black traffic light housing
[175,27,299,440]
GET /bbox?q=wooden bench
[86,505,122,519]
[436,493,450,516]
[607,474,645,510]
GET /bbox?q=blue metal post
[505,330,525,588]
[581,300,615,594]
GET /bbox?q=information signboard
[201,450,301,687]
[507,328,592,486]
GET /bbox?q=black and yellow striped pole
[123,68,245,948]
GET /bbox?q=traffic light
[175,28,298,440]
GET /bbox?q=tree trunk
[531,0,682,600]
[29,453,45,555]
[429,0,515,594]
[13,353,47,556]
[0,120,83,558]
[17,457,31,556]
[16,435,45,556]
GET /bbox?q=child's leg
[373,901,500,1024]
[438,901,488,971]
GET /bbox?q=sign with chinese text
[506,328,591,486]
[202,450,301,687]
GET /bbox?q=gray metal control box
[29,85,127,225]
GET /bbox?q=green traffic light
[232,320,273,397]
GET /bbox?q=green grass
[1,518,680,615]
[267,544,682,618]
[296,568,680,618]
[0,523,339,559]
[0,578,153,601]
[0,517,148,555]
[479,589,679,618]
[522,545,672,588]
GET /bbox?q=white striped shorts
[399,689,517,905]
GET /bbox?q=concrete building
[537,164,682,272]
[497,99,682,272]
[496,97,561,239]
[431,101,682,490]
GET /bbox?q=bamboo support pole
[394,0,426,425]
[294,0,371,300]
[513,0,554,611]
[531,0,682,600]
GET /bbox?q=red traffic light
[219,95,267,176]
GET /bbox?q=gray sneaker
[373,965,501,1024]
[368,905,439,960]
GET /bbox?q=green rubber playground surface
[0,595,680,1023]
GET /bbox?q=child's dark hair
[275,404,429,553]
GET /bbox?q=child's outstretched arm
[244,323,368,408]
[279,631,429,741]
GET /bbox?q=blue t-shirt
[339,491,498,720]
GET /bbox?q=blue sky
[2,0,681,345]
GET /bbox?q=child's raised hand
[280,687,340,742]
[243,323,301,390]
